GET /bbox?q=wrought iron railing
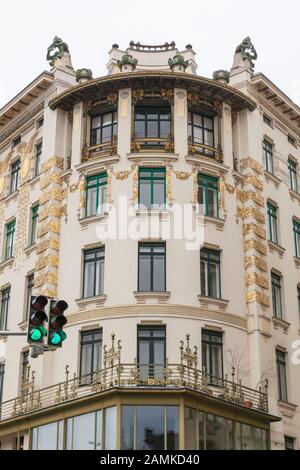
[0,335,269,424]
[187,136,223,162]
[82,136,118,161]
[131,133,174,153]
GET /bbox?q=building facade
[0,37,299,450]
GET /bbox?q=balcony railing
[131,133,174,153]
[82,136,118,162]
[188,136,223,163]
[0,335,269,424]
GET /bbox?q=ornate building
[0,37,299,450]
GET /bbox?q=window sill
[135,208,170,220]
[0,257,14,273]
[268,240,285,258]
[134,291,170,304]
[197,215,225,231]
[75,154,120,172]
[264,171,280,189]
[185,154,230,173]
[127,153,178,163]
[294,257,300,269]
[79,213,109,229]
[272,316,290,334]
[75,295,107,310]
[24,243,37,258]
[5,190,19,205]
[289,189,300,204]
[277,400,298,419]
[30,174,40,190]
[198,295,229,312]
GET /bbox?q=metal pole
[0,331,27,336]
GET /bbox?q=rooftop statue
[47,36,70,67]
[235,37,258,68]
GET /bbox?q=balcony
[187,136,223,163]
[0,335,272,425]
[131,133,174,153]
[82,136,118,162]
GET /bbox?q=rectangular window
[200,249,221,299]
[263,114,272,127]
[188,111,215,156]
[134,106,171,146]
[138,243,166,292]
[66,410,102,450]
[206,414,234,450]
[285,436,295,451]
[10,159,20,193]
[202,330,223,380]
[90,111,117,146]
[85,173,107,217]
[288,135,296,147]
[122,405,179,451]
[137,326,166,381]
[271,272,283,320]
[0,288,10,331]
[236,423,268,450]
[4,220,16,260]
[36,117,44,129]
[298,286,300,324]
[138,167,166,210]
[30,205,39,246]
[79,329,102,383]
[267,203,278,244]
[198,174,219,217]
[12,136,21,149]
[21,351,29,382]
[35,142,42,176]
[263,140,274,174]
[288,159,298,193]
[0,363,4,403]
[276,349,288,402]
[83,247,105,298]
[293,220,300,258]
[25,274,34,321]
[31,421,63,450]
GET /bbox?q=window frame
[25,273,34,321]
[138,167,166,209]
[10,159,20,193]
[288,159,298,193]
[198,173,219,218]
[267,202,279,244]
[276,349,288,403]
[138,242,166,293]
[0,363,5,403]
[293,220,300,258]
[263,140,274,174]
[90,111,117,147]
[79,329,103,381]
[30,204,39,246]
[35,142,42,176]
[82,247,105,298]
[200,248,222,299]
[137,325,167,370]
[4,220,16,260]
[188,110,215,155]
[134,105,171,144]
[0,287,10,331]
[201,329,224,380]
[85,172,108,218]
[271,272,283,320]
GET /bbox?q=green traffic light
[50,332,62,346]
[30,328,42,342]
[60,331,67,342]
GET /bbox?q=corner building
[0,38,299,450]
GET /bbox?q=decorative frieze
[244,256,268,273]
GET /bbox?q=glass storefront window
[206,414,234,450]
[66,411,102,450]
[105,407,116,450]
[185,407,196,450]
[236,423,268,450]
[31,421,63,450]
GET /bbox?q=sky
[1,0,300,108]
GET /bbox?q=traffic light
[27,296,48,344]
[48,300,68,348]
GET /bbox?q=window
[271,272,283,320]
[202,330,223,380]
[90,111,117,146]
[267,203,278,244]
[85,173,107,217]
[188,111,215,156]
[25,274,34,321]
[0,288,10,331]
[236,423,268,450]
[21,351,29,382]
[137,326,166,381]
[276,349,288,402]
[12,136,21,149]
[138,243,166,292]
[36,117,44,129]
[285,436,295,451]
[138,167,166,209]
[35,142,42,176]
[30,205,39,245]
[122,405,179,450]
[298,286,300,323]
[31,421,63,450]
[263,140,274,174]
[293,220,300,258]
[66,411,102,450]
[288,135,296,147]
[263,114,272,127]
[10,159,20,193]
[198,174,219,217]
[82,247,105,298]
[0,363,4,403]
[206,414,234,450]
[200,249,221,299]
[288,159,298,192]
[79,329,102,383]
[134,106,171,146]
[4,220,16,260]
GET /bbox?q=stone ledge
[128,153,178,163]
[4,190,19,206]
[75,295,107,311]
[272,316,291,334]
[201,216,226,231]
[294,257,300,269]
[0,257,14,274]
[24,244,37,258]
[134,291,171,304]
[135,209,170,220]
[185,155,230,174]
[289,189,300,204]
[264,171,281,189]
[198,295,229,312]
[277,400,298,419]
[75,155,120,173]
[268,240,285,258]
[79,213,109,230]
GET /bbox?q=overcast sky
[1,0,300,108]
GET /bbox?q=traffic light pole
[0,331,27,336]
